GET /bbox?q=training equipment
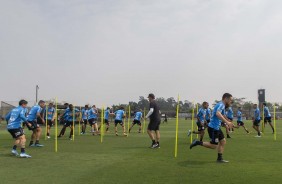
[174,94,180,158]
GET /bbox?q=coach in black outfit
[146,93,161,149]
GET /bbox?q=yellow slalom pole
[174,94,180,158]
[127,105,131,134]
[101,107,104,143]
[196,104,199,139]
[190,102,195,144]
[78,106,81,136]
[262,105,265,133]
[143,108,146,134]
[274,105,277,141]
[72,106,75,141]
[55,98,58,153]
[45,104,48,140]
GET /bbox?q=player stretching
[88,105,99,135]
[114,107,127,136]
[146,93,161,149]
[236,107,249,134]
[253,104,261,137]
[190,93,234,163]
[46,103,55,139]
[188,102,208,141]
[81,105,89,134]
[7,100,31,158]
[263,103,275,134]
[26,100,45,147]
[129,109,143,133]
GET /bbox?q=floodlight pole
[36,85,39,103]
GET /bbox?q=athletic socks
[217,153,223,161]
[21,148,25,153]
[258,132,261,136]
[13,145,17,150]
[47,133,50,136]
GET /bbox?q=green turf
[0,120,281,184]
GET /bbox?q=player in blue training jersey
[58,103,70,137]
[206,108,211,124]
[26,100,46,147]
[263,102,275,134]
[114,107,127,136]
[98,107,112,133]
[66,104,80,140]
[80,105,89,134]
[253,104,261,137]
[129,109,143,133]
[236,107,249,134]
[6,100,31,158]
[188,102,209,141]
[88,105,99,135]
[190,93,235,163]
[45,103,55,139]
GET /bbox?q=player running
[188,102,208,142]
[129,109,143,133]
[226,107,234,132]
[88,105,99,135]
[46,103,55,139]
[190,93,235,163]
[26,100,45,147]
[114,107,127,136]
[253,104,261,137]
[263,102,275,134]
[58,103,69,137]
[98,107,111,133]
[80,105,89,134]
[6,100,31,158]
[146,93,161,149]
[236,107,249,134]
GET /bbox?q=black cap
[148,93,155,99]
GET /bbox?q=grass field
[0,119,281,184]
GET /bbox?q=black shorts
[148,120,160,131]
[264,117,272,123]
[47,120,53,127]
[8,128,24,139]
[206,119,210,124]
[253,120,261,126]
[89,118,97,126]
[26,120,40,131]
[133,120,141,125]
[115,120,123,126]
[64,121,74,127]
[82,119,88,124]
[237,121,244,126]
[196,121,205,131]
[104,119,109,125]
[208,127,225,145]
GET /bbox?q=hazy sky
[1,0,281,106]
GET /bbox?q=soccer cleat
[11,149,19,156]
[47,136,51,139]
[227,134,231,138]
[35,144,44,147]
[190,140,199,149]
[115,133,118,136]
[151,143,159,149]
[20,153,32,158]
[217,159,229,163]
[123,133,128,137]
[29,144,35,147]
[255,135,261,138]
[187,130,192,137]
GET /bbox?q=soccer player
[46,103,55,139]
[26,100,46,147]
[129,109,143,133]
[253,104,261,137]
[102,107,111,133]
[146,93,161,149]
[226,107,234,132]
[263,102,275,134]
[65,104,80,140]
[58,103,69,137]
[80,105,89,134]
[222,107,232,139]
[114,107,127,136]
[6,100,31,158]
[88,105,99,135]
[189,102,208,142]
[190,93,235,163]
[236,107,249,134]
[206,107,211,124]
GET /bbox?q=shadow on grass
[178,160,215,167]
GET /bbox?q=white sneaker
[11,149,19,156]
[47,136,51,139]
[20,153,32,158]
[255,135,261,138]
